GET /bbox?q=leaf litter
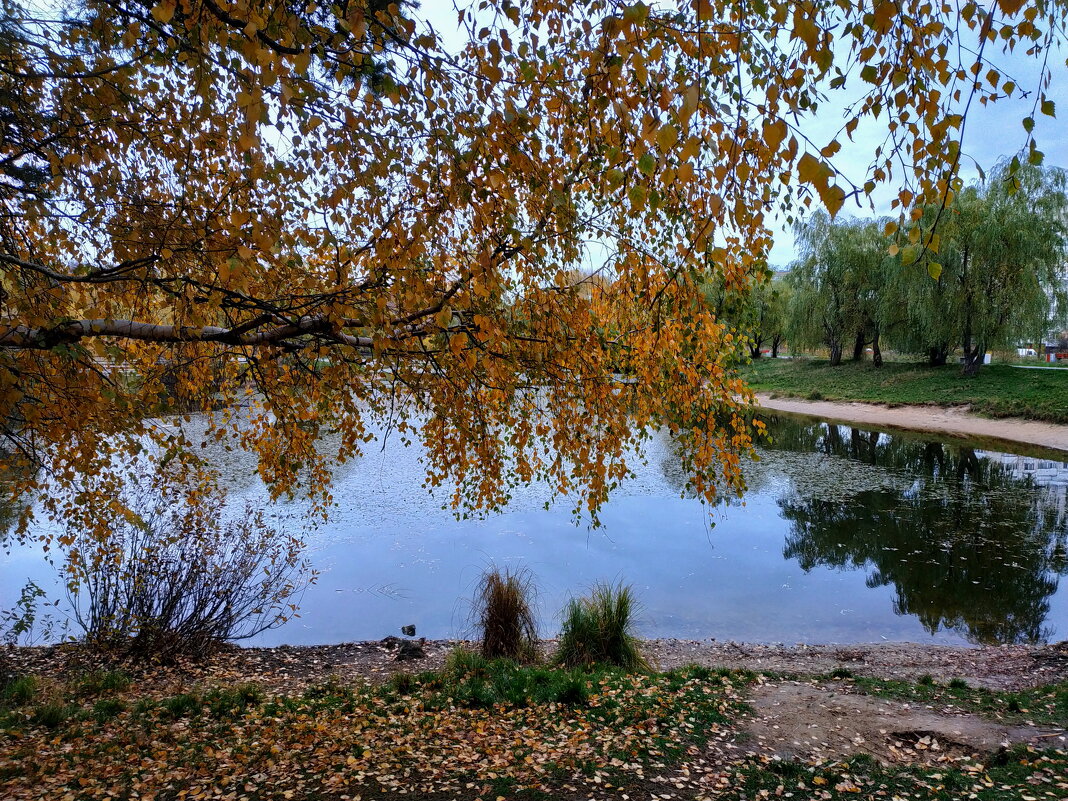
[1,640,1066,800]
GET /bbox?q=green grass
[204,683,263,718]
[554,581,649,671]
[435,650,597,708]
[29,702,72,728]
[842,675,1068,727]
[77,669,131,696]
[89,697,126,724]
[1,675,37,707]
[745,359,1068,424]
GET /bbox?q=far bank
[747,359,1068,450]
[757,394,1068,457]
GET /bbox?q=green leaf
[628,185,647,209]
[1022,116,1034,133]
[1041,98,1056,117]
[637,153,656,177]
[927,261,942,280]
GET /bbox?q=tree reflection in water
[769,418,1068,644]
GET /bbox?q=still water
[3,416,1067,646]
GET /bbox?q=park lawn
[745,359,1068,424]
[2,660,1067,801]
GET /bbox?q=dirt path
[756,393,1068,455]
[741,680,1066,764]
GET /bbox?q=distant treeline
[708,160,1068,375]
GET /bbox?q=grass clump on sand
[554,581,649,671]
[472,566,539,663]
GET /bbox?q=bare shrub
[60,469,314,661]
[473,566,538,662]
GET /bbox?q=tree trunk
[928,344,949,366]
[852,331,865,361]
[923,442,946,473]
[871,329,882,367]
[771,335,783,359]
[749,344,762,358]
[961,343,985,376]
[828,339,843,366]
[957,447,981,480]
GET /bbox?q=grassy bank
[2,658,1065,800]
[745,359,1068,424]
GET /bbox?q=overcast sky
[416,2,1068,268]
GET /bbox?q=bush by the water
[60,467,314,661]
[472,566,538,662]
[555,581,648,671]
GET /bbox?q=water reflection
[769,418,1068,644]
[3,414,1068,646]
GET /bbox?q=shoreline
[756,393,1068,457]
[7,638,1067,693]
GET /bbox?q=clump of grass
[445,646,490,679]
[918,673,935,686]
[437,653,594,708]
[91,698,126,724]
[554,581,648,671]
[30,702,71,728]
[79,669,131,696]
[829,667,854,679]
[205,683,262,718]
[472,566,538,662]
[160,693,200,719]
[389,672,416,695]
[1,675,37,707]
[949,677,970,689]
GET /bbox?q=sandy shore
[756,393,1068,456]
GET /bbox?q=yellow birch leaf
[818,183,846,217]
[656,123,679,152]
[151,0,175,23]
[797,152,826,186]
[763,119,787,152]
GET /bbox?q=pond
[2,415,1067,647]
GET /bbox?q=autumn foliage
[1,0,1062,540]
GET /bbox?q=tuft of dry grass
[473,566,538,662]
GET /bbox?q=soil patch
[741,680,1067,765]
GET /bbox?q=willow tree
[743,279,790,360]
[786,214,890,365]
[897,161,1068,375]
[1,0,1063,542]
